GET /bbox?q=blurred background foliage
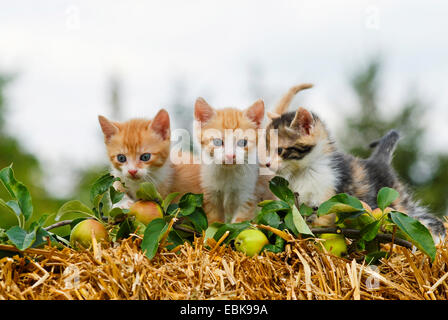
[0,58,446,228]
[340,59,448,217]
[0,74,65,222]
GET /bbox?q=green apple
[319,233,347,257]
[70,219,109,249]
[234,229,269,257]
[129,200,163,225]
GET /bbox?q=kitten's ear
[290,107,314,135]
[245,99,265,127]
[150,109,170,140]
[194,97,215,124]
[98,115,119,141]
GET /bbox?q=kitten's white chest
[201,164,258,221]
[284,157,337,207]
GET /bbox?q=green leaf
[213,221,251,244]
[46,231,70,248]
[141,218,168,260]
[32,227,53,248]
[108,207,125,218]
[93,193,105,215]
[292,205,313,236]
[109,186,124,205]
[185,208,208,232]
[359,220,381,242]
[165,230,185,250]
[299,203,314,216]
[116,218,136,240]
[0,199,20,228]
[6,200,21,216]
[166,203,179,216]
[56,200,95,221]
[365,251,388,265]
[317,193,364,216]
[275,235,286,248]
[284,211,299,236]
[96,191,113,217]
[257,200,275,207]
[390,211,436,262]
[335,211,371,226]
[377,187,399,211]
[135,182,162,203]
[0,166,33,222]
[162,192,180,212]
[260,200,290,215]
[263,235,286,253]
[89,173,119,203]
[204,223,223,243]
[269,176,295,206]
[132,220,147,237]
[6,226,36,250]
[258,211,282,229]
[262,244,283,253]
[178,193,203,216]
[34,214,50,228]
[0,165,18,198]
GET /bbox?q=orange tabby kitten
[98,109,201,208]
[193,98,274,224]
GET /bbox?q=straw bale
[1,234,448,300]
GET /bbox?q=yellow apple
[129,200,163,225]
[70,219,108,249]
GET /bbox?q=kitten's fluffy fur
[98,109,201,208]
[265,85,446,242]
[194,98,273,223]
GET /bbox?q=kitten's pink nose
[128,169,138,177]
[225,154,236,161]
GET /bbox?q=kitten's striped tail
[268,83,313,119]
[368,130,400,164]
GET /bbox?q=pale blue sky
[0,0,447,196]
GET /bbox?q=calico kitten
[265,85,446,243]
[194,97,273,224]
[98,109,202,209]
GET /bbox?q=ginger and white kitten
[99,109,203,209]
[98,109,173,208]
[193,98,273,224]
[264,85,446,243]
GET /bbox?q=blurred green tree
[0,73,64,222]
[340,59,448,217]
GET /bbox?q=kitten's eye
[140,153,151,162]
[117,154,127,163]
[213,138,223,147]
[237,139,248,147]
[277,148,283,155]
